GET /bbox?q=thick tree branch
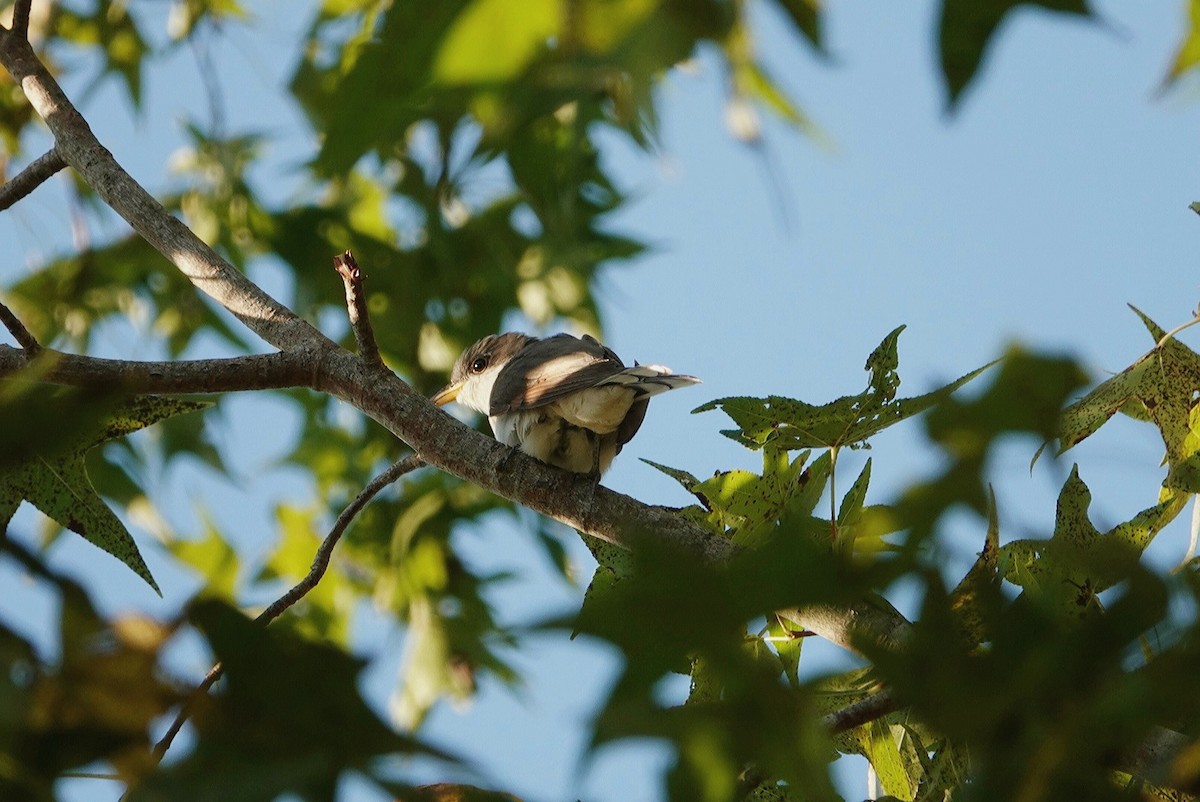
[0,300,39,352]
[0,344,316,394]
[0,31,330,352]
[0,147,65,211]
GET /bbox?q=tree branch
[0,20,912,655]
[333,251,381,367]
[9,0,30,39]
[2,28,1196,794]
[0,21,915,657]
[0,300,39,352]
[0,31,329,353]
[0,344,316,394]
[0,147,65,211]
[822,689,898,734]
[315,347,916,653]
[151,454,425,761]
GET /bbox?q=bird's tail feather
[600,364,701,397]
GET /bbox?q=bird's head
[432,332,534,415]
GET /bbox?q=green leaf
[772,0,823,52]
[1165,0,1200,86]
[864,720,915,801]
[696,326,991,451]
[54,5,151,107]
[692,449,810,546]
[999,466,1184,613]
[129,598,451,801]
[765,617,803,688]
[0,388,210,593]
[640,458,702,493]
[433,0,561,84]
[1058,307,1200,491]
[947,486,1000,642]
[167,514,243,601]
[901,349,1088,537]
[0,539,178,796]
[166,0,249,41]
[809,667,876,756]
[11,234,250,356]
[939,0,1093,109]
[837,458,872,529]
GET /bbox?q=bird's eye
[470,356,488,373]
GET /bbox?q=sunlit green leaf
[864,720,915,801]
[1165,0,1200,86]
[168,516,242,601]
[433,0,560,84]
[1058,307,1200,491]
[999,466,1184,614]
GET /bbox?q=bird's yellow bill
[432,382,461,406]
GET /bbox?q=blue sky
[4,1,1200,800]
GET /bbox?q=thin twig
[149,660,222,762]
[0,147,66,211]
[150,454,425,761]
[333,251,381,367]
[10,0,31,39]
[0,300,39,352]
[256,454,423,623]
[822,689,898,734]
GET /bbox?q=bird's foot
[493,443,522,472]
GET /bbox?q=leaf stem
[1155,315,1200,350]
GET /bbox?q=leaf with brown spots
[696,326,993,452]
[1058,306,1200,491]
[999,466,1185,614]
[0,388,211,593]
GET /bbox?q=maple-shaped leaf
[696,326,992,452]
[999,466,1186,614]
[0,388,211,593]
[1058,306,1200,492]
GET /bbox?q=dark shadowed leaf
[129,598,452,801]
[0,386,210,593]
[939,0,1093,109]
[696,326,992,451]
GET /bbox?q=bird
[432,332,700,476]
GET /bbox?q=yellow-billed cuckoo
[433,332,699,475]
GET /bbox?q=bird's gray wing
[488,334,626,415]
